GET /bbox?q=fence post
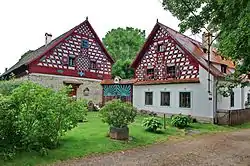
[229,110,231,126]
[163,114,166,129]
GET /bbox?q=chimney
[202,32,212,52]
[45,33,52,46]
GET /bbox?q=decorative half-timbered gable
[131,21,243,123]
[29,19,114,80]
[133,23,199,82]
[1,18,114,104]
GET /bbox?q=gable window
[157,44,165,52]
[167,65,176,77]
[145,92,153,105]
[147,68,154,79]
[90,61,97,69]
[221,64,227,73]
[230,92,234,107]
[179,92,191,108]
[161,92,170,106]
[68,56,75,67]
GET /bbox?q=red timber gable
[29,19,114,80]
[133,24,199,82]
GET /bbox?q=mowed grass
[2,112,250,166]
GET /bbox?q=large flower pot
[109,126,129,140]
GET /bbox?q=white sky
[0,0,202,74]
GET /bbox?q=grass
[2,112,250,166]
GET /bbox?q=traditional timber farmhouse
[129,21,250,122]
[1,18,114,103]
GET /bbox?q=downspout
[214,79,219,124]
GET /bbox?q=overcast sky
[0,0,202,74]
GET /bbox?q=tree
[111,59,134,79]
[103,27,146,79]
[162,0,250,79]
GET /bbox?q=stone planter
[109,126,129,140]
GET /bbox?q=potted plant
[100,99,137,140]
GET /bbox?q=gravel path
[54,129,250,166]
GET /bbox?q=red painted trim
[131,23,160,68]
[131,22,220,77]
[167,33,218,76]
[29,66,111,80]
[85,21,115,64]
[27,22,85,66]
[27,19,114,66]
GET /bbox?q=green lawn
[1,112,250,166]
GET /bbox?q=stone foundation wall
[20,73,102,104]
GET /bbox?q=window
[230,92,234,107]
[167,65,176,77]
[221,64,227,73]
[90,61,97,69]
[157,44,165,52]
[247,93,250,104]
[161,92,170,106]
[147,68,154,79]
[69,57,75,67]
[145,92,153,105]
[179,92,191,108]
[81,39,89,48]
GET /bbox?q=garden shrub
[99,99,137,128]
[0,81,87,159]
[142,117,162,132]
[171,114,190,129]
[0,79,23,96]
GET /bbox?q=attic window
[147,68,154,79]
[69,56,75,67]
[221,64,227,73]
[90,61,97,69]
[167,66,176,77]
[81,39,89,49]
[157,44,165,52]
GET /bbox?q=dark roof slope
[2,19,114,77]
[2,32,67,76]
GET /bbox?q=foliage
[217,81,236,97]
[162,0,250,79]
[111,59,134,79]
[142,117,163,132]
[1,112,249,166]
[0,79,23,96]
[171,114,190,129]
[0,81,87,159]
[99,99,137,128]
[102,27,145,79]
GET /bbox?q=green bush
[0,81,87,159]
[0,79,23,96]
[99,99,137,128]
[171,114,190,129]
[142,117,163,132]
